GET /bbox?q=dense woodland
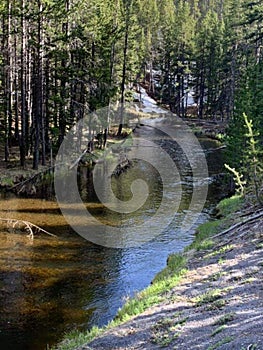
[0,0,262,199]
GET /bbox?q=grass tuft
[214,313,235,326]
[194,288,226,307]
[211,325,226,337]
[207,336,233,350]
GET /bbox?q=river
[0,119,226,350]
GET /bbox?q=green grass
[186,195,244,255]
[256,242,263,249]
[241,277,256,284]
[53,327,102,350]
[198,287,233,311]
[151,331,177,347]
[53,195,245,350]
[210,313,236,338]
[152,253,186,283]
[151,315,188,347]
[214,313,235,326]
[0,176,14,187]
[185,220,222,252]
[216,195,244,217]
[53,253,187,350]
[208,271,227,282]
[205,244,234,258]
[207,336,234,350]
[205,298,227,310]
[211,325,226,337]
[194,288,226,307]
[116,255,187,323]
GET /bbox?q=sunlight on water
[0,130,225,349]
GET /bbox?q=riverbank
[54,195,263,350]
[0,123,136,195]
[0,110,226,196]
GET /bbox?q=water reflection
[0,223,124,350]
[0,125,226,349]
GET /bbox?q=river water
[0,120,226,350]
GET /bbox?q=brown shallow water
[0,198,114,349]
[0,123,227,350]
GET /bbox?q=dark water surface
[0,122,226,350]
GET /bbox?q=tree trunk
[198,48,205,119]
[20,0,26,167]
[33,0,44,170]
[2,0,12,163]
[118,24,129,136]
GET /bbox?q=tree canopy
[0,0,262,173]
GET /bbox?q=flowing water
[0,121,227,350]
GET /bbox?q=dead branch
[69,149,88,170]
[0,218,57,239]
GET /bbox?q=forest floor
[74,204,263,350]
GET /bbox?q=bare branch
[0,218,57,239]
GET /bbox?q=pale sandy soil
[78,215,263,350]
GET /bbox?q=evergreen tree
[0,0,262,170]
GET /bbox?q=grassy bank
[53,195,245,350]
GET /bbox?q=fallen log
[213,210,263,239]
[9,163,64,192]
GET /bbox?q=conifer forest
[0,0,262,179]
[0,2,263,350]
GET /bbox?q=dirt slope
[78,217,263,350]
